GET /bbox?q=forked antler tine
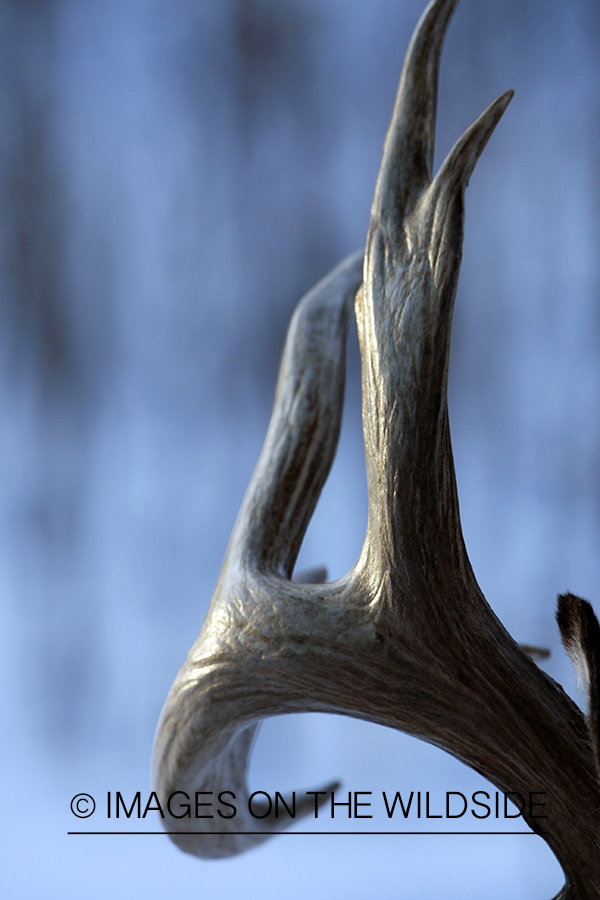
[372,0,459,226]
[424,90,513,280]
[228,250,362,577]
[558,594,600,780]
[359,89,513,569]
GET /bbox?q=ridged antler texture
[153,0,600,894]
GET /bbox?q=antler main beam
[153,0,600,894]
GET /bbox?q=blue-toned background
[2,0,599,896]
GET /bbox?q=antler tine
[372,0,459,228]
[360,88,513,578]
[228,250,363,578]
[152,251,363,858]
[421,89,513,302]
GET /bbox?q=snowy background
[1,0,599,897]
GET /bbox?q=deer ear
[557,593,600,779]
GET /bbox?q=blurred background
[1,0,599,896]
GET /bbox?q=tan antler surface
[152,0,600,894]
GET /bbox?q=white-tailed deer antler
[152,0,600,894]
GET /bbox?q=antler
[152,0,600,894]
